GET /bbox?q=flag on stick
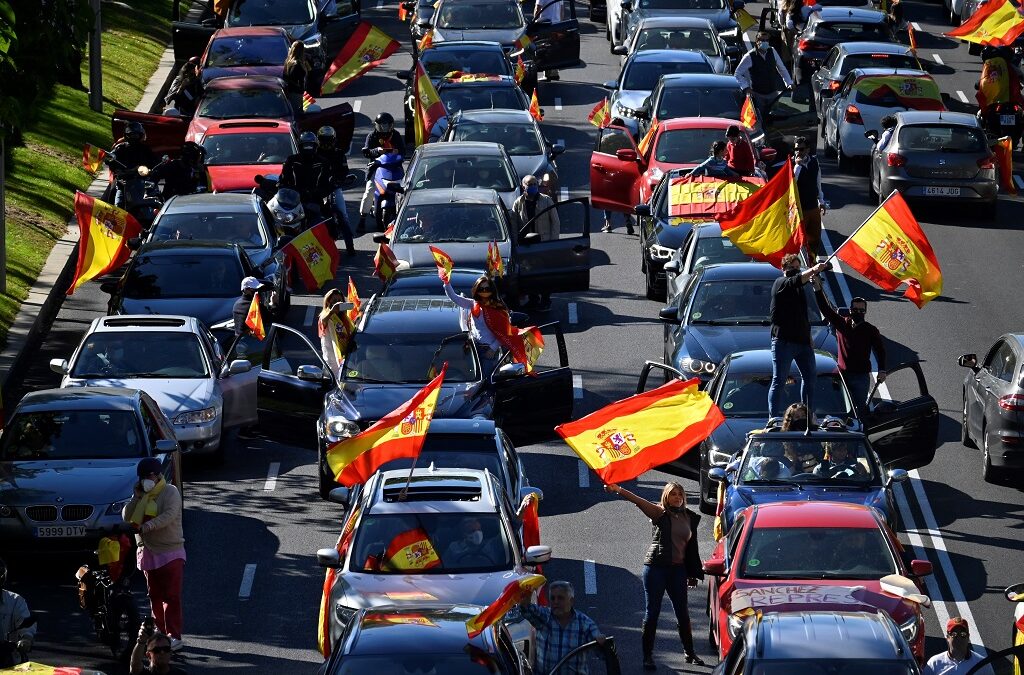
[322,21,401,93]
[67,192,141,295]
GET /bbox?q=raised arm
[605,483,664,521]
[443,281,474,310]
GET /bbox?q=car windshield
[638,0,725,9]
[409,156,517,191]
[71,332,210,379]
[898,125,987,152]
[333,656,503,674]
[691,232,755,269]
[205,35,289,68]
[716,373,853,418]
[450,121,543,156]
[227,0,315,25]
[422,49,510,78]
[441,86,525,115]
[151,212,267,249]
[738,437,876,483]
[379,435,504,480]
[343,333,479,383]
[395,203,507,242]
[636,28,721,55]
[740,526,898,579]
[657,87,742,120]
[124,253,244,299]
[814,22,890,42]
[840,53,919,75]
[436,1,524,28]
[203,131,295,165]
[197,88,292,120]
[623,59,713,90]
[751,663,915,675]
[686,279,824,325]
[654,128,729,163]
[350,512,514,573]
[0,410,146,461]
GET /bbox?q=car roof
[426,418,498,436]
[660,116,740,131]
[637,15,716,28]
[837,41,913,55]
[751,611,908,661]
[660,73,740,88]
[211,26,290,39]
[137,240,241,255]
[348,605,492,656]
[817,6,887,20]
[752,501,881,528]
[201,119,292,135]
[629,49,710,63]
[16,387,142,413]
[362,296,465,334]
[368,468,500,515]
[404,188,503,206]
[438,76,517,89]
[416,141,506,157]
[161,193,260,213]
[724,349,840,374]
[205,75,286,91]
[384,267,485,293]
[895,110,978,126]
[698,261,781,280]
[453,108,535,124]
[88,315,202,334]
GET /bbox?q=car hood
[731,483,887,513]
[339,568,533,609]
[707,418,768,460]
[652,220,694,250]
[682,325,833,364]
[728,580,914,620]
[63,376,218,419]
[0,459,143,506]
[634,7,735,30]
[207,164,283,193]
[200,65,284,85]
[328,382,490,424]
[612,90,651,115]
[432,28,524,46]
[391,241,509,269]
[118,297,238,328]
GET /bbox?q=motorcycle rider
[357,112,407,233]
[0,559,35,667]
[735,32,793,123]
[106,121,158,208]
[318,125,356,255]
[279,131,332,223]
[977,45,1024,140]
[140,141,206,199]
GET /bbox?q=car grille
[62,505,94,521]
[26,505,58,522]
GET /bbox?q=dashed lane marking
[578,460,590,488]
[568,302,578,324]
[239,564,257,599]
[932,53,944,65]
[912,21,922,31]
[584,560,597,594]
[894,487,951,630]
[956,90,968,103]
[1014,175,1024,191]
[560,187,569,201]
[353,100,362,113]
[555,97,563,111]
[264,462,280,491]
[573,374,583,399]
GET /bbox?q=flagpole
[397,453,420,502]
[823,190,895,265]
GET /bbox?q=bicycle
[75,525,142,663]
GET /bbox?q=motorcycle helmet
[317,125,337,151]
[374,112,395,135]
[180,141,205,165]
[298,131,318,158]
[125,121,146,143]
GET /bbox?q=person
[318,288,349,378]
[812,440,867,478]
[512,175,560,311]
[519,581,605,675]
[886,0,906,29]
[123,457,185,652]
[922,618,994,675]
[792,136,826,259]
[768,254,829,418]
[602,210,635,234]
[130,627,187,675]
[604,482,704,670]
[233,277,266,337]
[357,113,407,233]
[442,274,506,361]
[691,140,741,179]
[107,121,158,207]
[0,559,35,667]
[318,125,356,255]
[876,114,898,151]
[977,46,1024,118]
[735,32,793,122]
[725,125,757,177]
[442,516,502,564]
[282,40,310,115]
[534,0,563,81]
[279,131,332,221]
[749,453,792,480]
[142,141,206,200]
[163,57,202,117]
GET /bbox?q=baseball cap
[946,617,969,634]
[137,457,162,478]
[241,276,265,292]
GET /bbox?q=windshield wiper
[744,479,802,490]
[344,374,394,383]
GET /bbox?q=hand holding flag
[245,294,266,340]
[430,245,454,284]
[83,144,107,173]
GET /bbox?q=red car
[198,26,291,85]
[200,119,296,192]
[590,117,765,214]
[703,501,933,663]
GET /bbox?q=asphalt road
[4,0,1024,672]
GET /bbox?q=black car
[792,7,897,85]
[636,73,758,140]
[429,76,534,142]
[381,268,534,327]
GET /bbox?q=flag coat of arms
[413,60,446,146]
[322,21,401,93]
[282,221,340,292]
[67,192,142,295]
[367,527,442,571]
[946,0,1024,45]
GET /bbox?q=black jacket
[361,129,406,159]
[320,147,350,188]
[150,160,204,199]
[106,141,157,178]
[644,508,704,579]
[770,271,812,345]
[279,152,332,204]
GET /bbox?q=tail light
[998,394,1024,411]
[845,105,863,124]
[827,80,842,91]
[886,153,906,167]
[977,155,995,169]
[799,39,823,51]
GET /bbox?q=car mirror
[127,237,142,251]
[957,353,978,369]
[100,281,118,295]
[864,130,879,142]
[327,486,351,505]
[155,439,179,454]
[524,545,553,565]
[703,558,726,576]
[634,203,651,216]
[316,547,343,568]
[663,260,680,274]
[297,364,327,382]
[372,233,388,244]
[885,468,908,487]
[658,306,681,324]
[708,466,727,482]
[520,231,541,245]
[611,45,627,55]
[910,559,933,577]
[602,80,618,90]
[228,359,252,376]
[49,358,69,375]
[550,143,565,157]
[1004,582,1024,601]
[616,148,638,162]
[726,45,741,57]
[519,486,544,503]
[494,362,526,381]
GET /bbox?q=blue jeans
[768,337,817,418]
[331,188,354,251]
[642,564,690,627]
[845,371,871,416]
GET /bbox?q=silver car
[959,334,1024,480]
[612,16,737,74]
[604,48,715,120]
[867,111,997,219]
[614,0,737,48]
[810,42,923,117]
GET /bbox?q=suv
[315,468,552,658]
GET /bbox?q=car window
[0,410,146,460]
[500,431,521,492]
[716,373,852,418]
[379,434,504,481]
[205,35,289,68]
[726,514,745,564]
[138,403,161,447]
[654,128,731,164]
[989,341,1017,382]
[839,53,919,75]
[814,21,890,42]
[151,211,268,249]
[691,232,755,270]
[408,156,517,192]
[623,59,714,91]
[203,132,295,165]
[638,0,724,8]
[897,125,986,153]
[597,126,634,154]
[227,0,315,25]
[229,331,269,367]
[266,329,321,376]
[71,332,210,379]
[739,437,875,482]
[635,28,721,56]
[823,47,839,70]
[657,87,743,120]
[740,526,897,579]
[331,656,504,674]
[687,279,824,326]
[197,88,292,120]
[124,253,244,299]
[440,85,527,115]
[344,332,479,383]
[435,0,524,28]
[395,203,507,243]
[450,121,543,156]
[421,48,510,78]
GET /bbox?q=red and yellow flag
[514,33,533,52]
[322,21,401,94]
[466,575,546,638]
[668,175,763,221]
[637,120,658,156]
[302,92,317,110]
[367,527,442,571]
[977,56,1017,109]
[515,56,527,85]
[82,144,106,173]
[740,94,758,129]
[282,221,340,292]
[346,277,362,324]
[556,378,724,485]
[852,74,944,111]
[946,0,1024,45]
[430,245,454,283]
[717,159,803,267]
[374,242,400,281]
[319,505,362,656]
[907,23,918,51]
[486,241,505,277]
[67,192,142,295]
[712,479,727,540]
[529,89,543,121]
[836,190,942,308]
[325,366,447,486]
[588,98,611,128]
[245,293,266,341]
[363,613,439,628]
[418,31,434,52]
[413,60,447,146]
[398,2,409,21]
[994,136,1017,194]
[734,6,757,32]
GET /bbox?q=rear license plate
[924,186,961,196]
[35,525,87,538]
[1000,114,1016,126]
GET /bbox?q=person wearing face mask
[735,32,793,123]
[922,618,994,675]
[792,136,826,258]
[123,458,186,653]
[443,517,501,565]
[513,175,560,311]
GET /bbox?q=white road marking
[376,0,384,8]
[583,559,597,594]
[1014,175,1024,191]
[304,305,316,326]
[573,374,583,399]
[894,486,951,629]
[742,30,752,51]
[555,97,563,111]
[956,90,968,103]
[239,564,257,599]
[353,100,362,113]
[932,53,944,65]
[264,462,280,491]
[559,187,569,201]
[578,460,590,488]
[912,21,922,31]
[568,301,578,324]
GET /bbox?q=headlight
[728,609,754,638]
[106,498,132,516]
[680,358,716,375]
[327,417,360,441]
[898,616,919,641]
[278,211,295,224]
[173,406,218,425]
[648,243,674,260]
[336,603,358,629]
[649,167,664,182]
[540,173,551,184]
[709,445,731,465]
[0,505,13,518]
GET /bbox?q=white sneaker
[169,638,184,652]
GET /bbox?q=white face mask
[466,530,484,546]
[142,479,156,493]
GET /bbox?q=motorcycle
[254,174,308,246]
[0,616,36,668]
[75,525,141,663]
[371,152,405,233]
[109,158,167,230]
[978,101,1024,149]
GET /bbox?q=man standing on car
[793,136,826,258]
[519,581,605,675]
[735,31,793,122]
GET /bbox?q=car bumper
[885,175,997,202]
[990,430,1024,468]
[0,511,128,554]
[173,417,222,454]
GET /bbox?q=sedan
[868,110,997,218]
[792,7,896,84]
[403,141,522,210]
[614,0,737,48]
[636,73,758,141]
[663,222,756,302]
[613,16,738,74]
[605,49,715,121]
[959,333,1024,480]
[200,119,296,193]
[431,76,533,141]
[198,26,290,84]
[810,42,923,117]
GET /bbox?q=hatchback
[793,8,896,84]
[604,49,715,121]
[959,333,1024,479]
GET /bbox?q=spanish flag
[398,2,409,20]
[835,190,942,308]
[668,175,762,220]
[529,89,543,121]
[946,0,1024,44]
[740,94,758,129]
[67,192,142,295]
[717,158,804,267]
[466,575,546,638]
[302,92,317,110]
[346,277,362,324]
[368,527,442,571]
[555,378,724,485]
[418,31,434,52]
[995,136,1017,194]
[734,6,757,32]
[413,60,446,146]
[977,56,1017,109]
[324,313,355,365]
[430,245,455,283]
[319,506,362,656]
[588,98,611,128]
[514,33,533,52]
[325,365,447,486]
[282,221,340,292]
[374,242,400,281]
[637,120,658,156]
[322,21,401,94]
[82,144,106,173]
[363,613,439,627]
[245,294,266,340]
[853,74,944,111]
[907,22,918,52]
[515,55,527,85]
[486,241,504,277]
[712,479,727,541]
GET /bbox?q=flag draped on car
[374,242,400,281]
[946,0,1024,45]
[556,378,724,485]
[717,159,804,267]
[413,60,446,146]
[282,221,340,292]
[466,574,547,638]
[322,21,401,93]
[588,98,611,128]
[834,190,942,307]
[245,294,266,340]
[82,144,106,173]
[67,192,141,295]
[852,74,944,111]
[740,94,757,129]
[668,175,763,221]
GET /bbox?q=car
[663,222,757,302]
[658,263,838,385]
[381,267,487,298]
[822,68,943,170]
[713,611,922,675]
[314,468,551,657]
[810,42,924,117]
[613,17,738,74]
[868,111,997,217]
[0,387,181,552]
[703,501,933,661]
[429,75,534,141]
[200,119,297,192]
[102,240,288,327]
[403,141,522,210]
[959,333,1024,480]
[604,49,715,121]
[50,315,257,461]
[196,26,291,85]
[614,0,737,48]
[792,7,897,85]
[634,74,760,142]
[440,109,564,199]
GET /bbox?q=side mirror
[634,108,650,121]
[521,231,541,244]
[885,468,909,487]
[550,143,565,157]
[616,148,638,162]
[372,233,388,244]
[611,45,627,55]
[316,547,343,568]
[494,362,527,381]
[49,358,69,375]
[726,45,741,57]
[703,559,726,576]
[759,147,778,162]
[957,353,978,369]
[100,281,118,295]
[327,486,351,505]
[524,545,553,565]
[1004,582,1024,601]
[519,487,544,503]
[658,306,681,324]
[910,559,933,577]
[155,439,179,453]
[395,71,411,82]
[228,359,252,375]
[708,466,727,482]
[602,80,618,90]
[634,203,651,216]
[127,237,142,251]
[864,130,879,142]
[297,364,327,382]
[663,260,680,274]
[417,21,432,30]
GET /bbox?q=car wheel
[877,180,888,205]
[962,393,977,448]
[645,267,663,300]
[982,424,994,482]
[698,469,716,515]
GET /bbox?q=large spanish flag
[282,221,340,292]
[325,365,447,486]
[717,158,804,267]
[668,175,763,221]
[368,527,442,571]
[67,192,142,295]
[555,378,724,485]
[977,56,1019,109]
[466,575,546,638]
[835,190,942,308]
[852,74,944,111]
[322,21,401,93]
[946,0,1024,45]
[413,60,446,146]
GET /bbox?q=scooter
[372,152,405,232]
[254,174,308,247]
[978,102,1024,149]
[75,525,140,664]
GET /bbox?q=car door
[527,0,581,70]
[111,110,189,158]
[493,321,573,436]
[758,8,791,68]
[863,361,939,470]
[171,21,215,65]
[516,197,590,294]
[297,102,356,151]
[258,324,335,443]
[966,340,1002,440]
[976,340,1019,440]
[548,639,621,675]
[764,84,819,156]
[828,75,855,144]
[590,125,643,212]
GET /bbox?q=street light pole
[88,0,102,112]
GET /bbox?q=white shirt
[922,649,993,675]
[535,0,563,23]
[444,282,501,351]
[794,156,826,205]
[734,47,793,92]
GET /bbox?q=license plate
[924,186,961,196]
[35,525,87,538]
[1000,114,1016,126]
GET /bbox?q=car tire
[962,393,977,448]
[645,267,663,300]
[698,469,716,515]
[982,424,994,482]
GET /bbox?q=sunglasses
[477,287,493,294]
[948,630,969,638]
[148,646,172,654]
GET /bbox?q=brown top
[668,509,692,564]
